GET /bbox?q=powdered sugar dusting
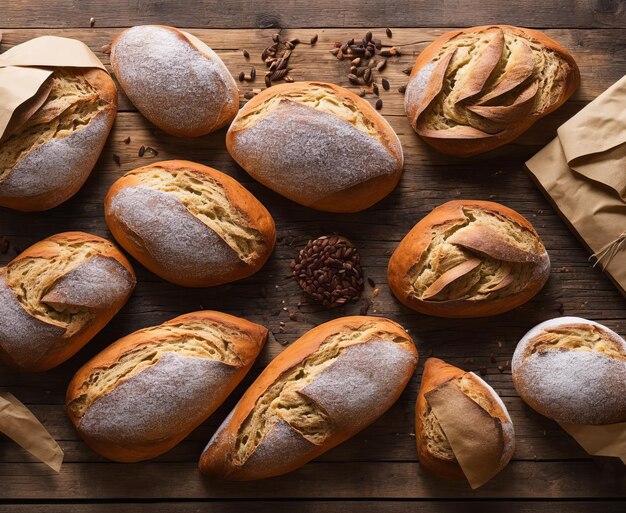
[232,101,400,205]
[108,186,241,281]
[111,26,237,135]
[79,352,235,444]
[513,317,626,424]
[301,340,416,429]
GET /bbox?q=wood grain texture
[0,6,625,510]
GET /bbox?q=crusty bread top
[405,25,579,152]
[227,82,403,206]
[390,200,549,306]
[111,25,238,136]
[0,69,117,195]
[66,311,267,443]
[512,317,626,424]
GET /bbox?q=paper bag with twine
[526,75,626,296]
[0,35,107,140]
[0,392,63,471]
[425,381,505,489]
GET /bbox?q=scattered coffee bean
[375,98,383,110]
[382,78,390,90]
[310,34,318,45]
[386,28,392,38]
[243,49,250,59]
[238,71,245,82]
[113,154,121,166]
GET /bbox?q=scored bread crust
[415,358,515,481]
[512,317,626,425]
[226,81,404,213]
[104,160,276,287]
[0,232,135,371]
[387,200,550,317]
[66,310,268,462]
[0,68,117,211]
[405,25,580,157]
[199,316,418,480]
[111,25,239,137]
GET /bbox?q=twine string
[589,232,626,269]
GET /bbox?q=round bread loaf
[0,232,135,372]
[226,81,404,212]
[405,25,579,157]
[512,317,626,425]
[104,160,276,287]
[416,358,514,487]
[110,25,239,137]
[0,69,117,211]
[388,200,550,317]
[199,316,418,480]
[66,310,267,462]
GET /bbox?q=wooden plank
[1,1,624,29]
[0,460,624,500]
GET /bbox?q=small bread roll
[512,317,626,425]
[388,200,550,317]
[105,160,276,287]
[405,25,579,156]
[66,311,267,462]
[227,82,404,212]
[416,358,514,488]
[111,25,239,137]
[0,232,135,371]
[0,69,117,211]
[199,316,418,480]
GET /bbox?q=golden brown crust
[226,81,403,213]
[0,232,135,371]
[199,316,418,479]
[387,200,550,317]
[66,310,267,462]
[104,160,276,287]
[405,25,580,157]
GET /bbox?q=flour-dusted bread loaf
[512,317,626,425]
[388,200,550,317]
[0,69,117,211]
[66,311,267,462]
[104,160,276,287]
[416,358,514,488]
[111,25,239,137]
[226,82,404,213]
[0,232,135,372]
[199,316,418,480]
[405,25,579,157]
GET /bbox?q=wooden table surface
[1,1,625,511]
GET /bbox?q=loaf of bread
[0,232,135,372]
[388,200,550,317]
[66,311,267,462]
[0,69,117,211]
[416,358,514,488]
[105,160,276,287]
[512,317,626,425]
[226,82,404,212]
[199,316,418,479]
[404,25,579,157]
[111,25,239,137]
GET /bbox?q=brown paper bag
[0,35,107,139]
[526,75,626,296]
[560,422,626,465]
[0,392,63,471]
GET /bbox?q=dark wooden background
[1,1,625,511]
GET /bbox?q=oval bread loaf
[416,358,514,488]
[404,25,579,157]
[104,160,276,287]
[199,316,418,480]
[111,25,239,137]
[226,81,404,212]
[0,232,135,372]
[0,69,117,211]
[388,200,550,317]
[512,317,626,425]
[66,311,267,462]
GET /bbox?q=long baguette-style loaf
[199,316,418,480]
